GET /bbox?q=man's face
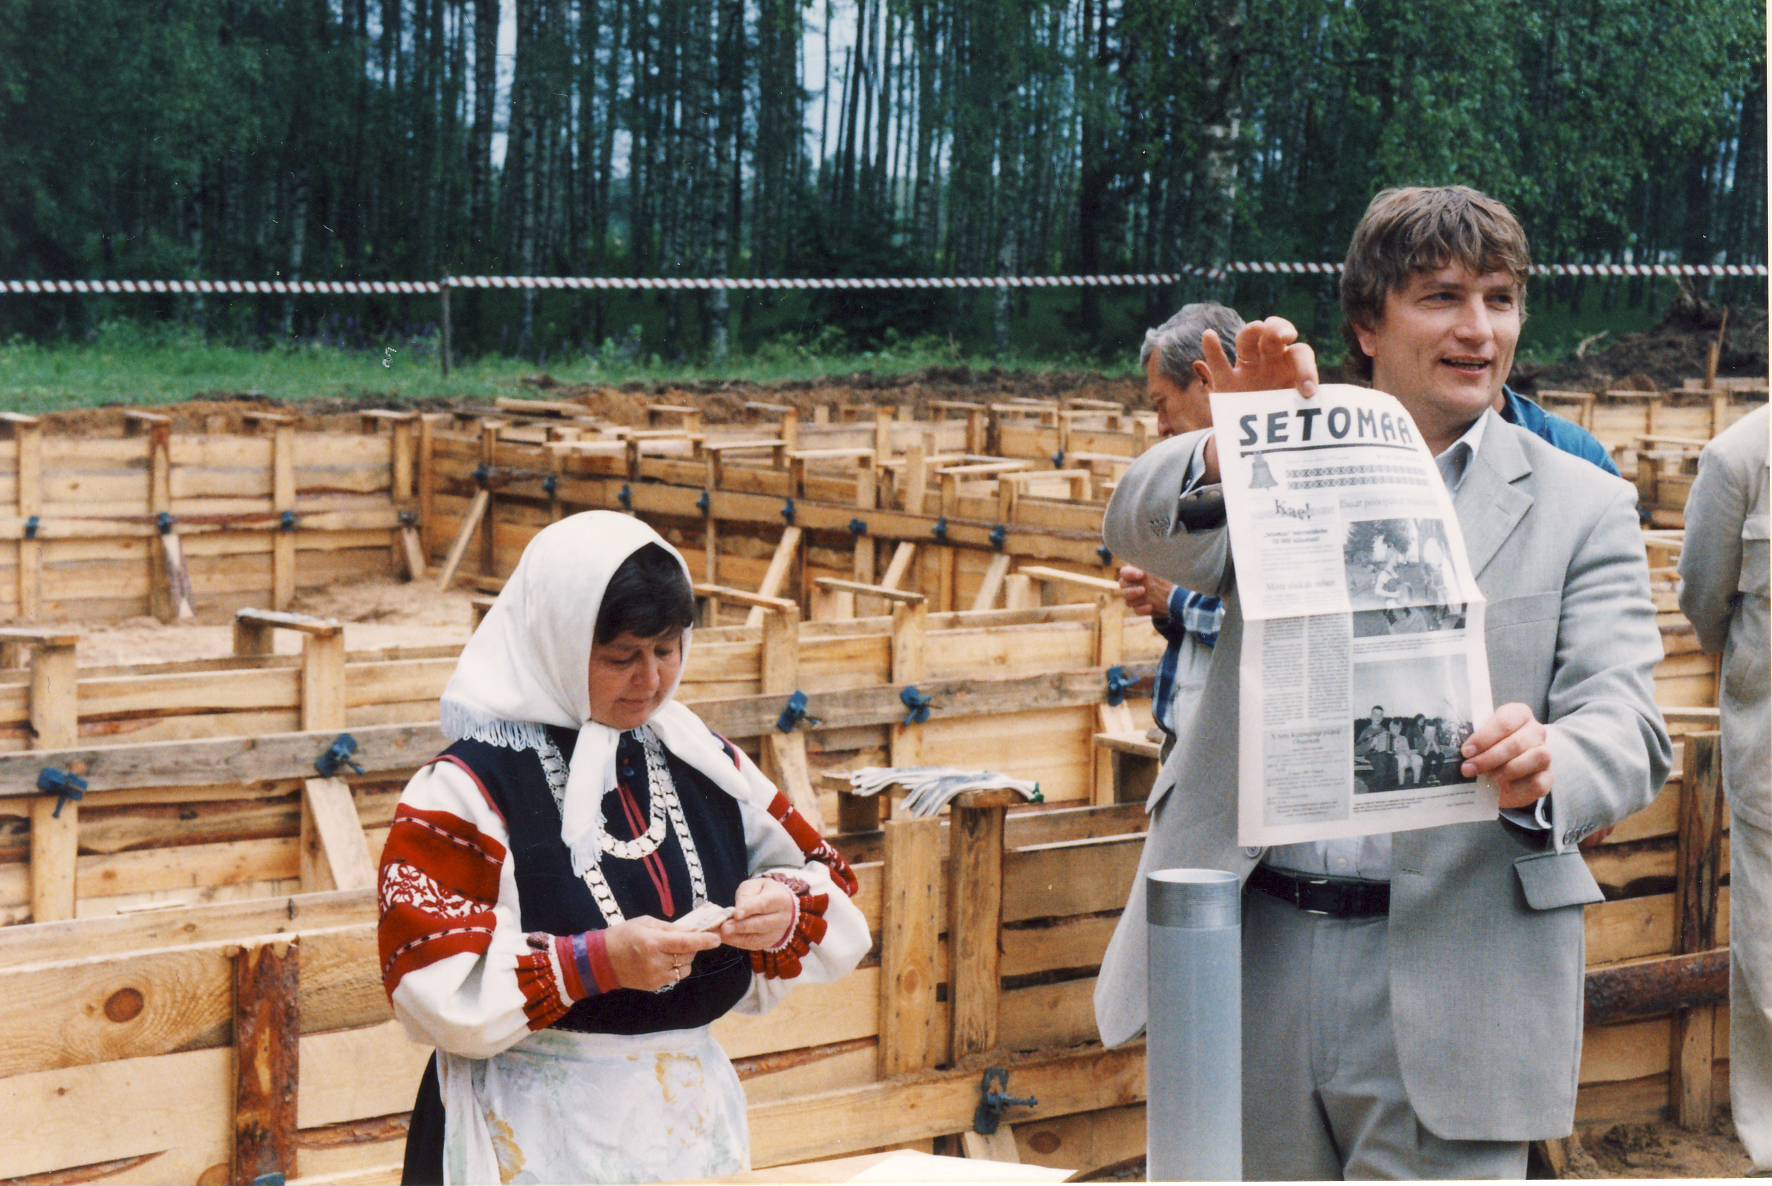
[1146,352,1211,438]
[1352,263,1522,446]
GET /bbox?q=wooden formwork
[0,597,1167,1184]
[0,697,1733,1183]
[0,410,421,625]
[0,595,1164,925]
[0,384,1755,1182]
[419,407,1125,622]
[1533,384,1766,479]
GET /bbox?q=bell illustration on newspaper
[1248,450,1280,491]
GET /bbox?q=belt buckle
[1298,876,1334,916]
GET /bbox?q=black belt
[1249,864,1390,917]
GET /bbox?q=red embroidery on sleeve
[764,791,860,896]
[377,804,507,996]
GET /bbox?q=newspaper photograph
[1210,383,1498,845]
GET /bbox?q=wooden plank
[0,924,384,1078]
[711,968,883,1061]
[231,939,301,1186]
[272,423,297,610]
[301,631,348,733]
[159,527,198,622]
[746,526,803,628]
[1585,949,1730,1025]
[889,600,927,769]
[434,487,489,591]
[1671,732,1724,1128]
[948,797,1007,1059]
[748,1042,1146,1168]
[1013,1103,1144,1179]
[14,420,41,620]
[968,553,1012,613]
[878,814,942,1076]
[300,778,376,893]
[0,1044,232,1181]
[27,638,78,923]
[960,1128,1021,1163]
[758,606,824,833]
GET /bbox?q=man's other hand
[1460,702,1553,809]
[1118,565,1175,620]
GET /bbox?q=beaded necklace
[538,727,707,926]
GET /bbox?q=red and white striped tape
[1,262,1763,296]
[0,278,442,295]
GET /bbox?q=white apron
[439,1025,749,1184]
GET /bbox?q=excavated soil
[1515,300,1769,395]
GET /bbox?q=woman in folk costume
[378,511,869,1184]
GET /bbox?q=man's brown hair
[1339,186,1532,380]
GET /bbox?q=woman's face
[587,631,684,730]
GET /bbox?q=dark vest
[440,726,753,1033]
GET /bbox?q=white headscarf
[439,511,771,877]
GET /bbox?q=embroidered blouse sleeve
[718,746,870,1016]
[377,760,592,1058]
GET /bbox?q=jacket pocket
[1513,850,1605,910]
[1738,517,1768,597]
[1483,591,1561,628]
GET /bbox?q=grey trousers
[1732,812,1772,1172]
[1241,890,1529,1180]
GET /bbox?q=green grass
[0,277,1748,413]
[0,322,1129,413]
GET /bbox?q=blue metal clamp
[775,690,821,733]
[1105,665,1135,707]
[37,768,88,819]
[315,734,366,779]
[973,1068,1037,1135]
[899,686,935,726]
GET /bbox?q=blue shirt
[1501,386,1619,477]
[1151,587,1222,737]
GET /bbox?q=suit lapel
[1455,411,1534,582]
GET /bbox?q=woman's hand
[604,916,721,992]
[716,877,796,951]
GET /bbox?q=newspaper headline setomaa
[1209,383,1499,846]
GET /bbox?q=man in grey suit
[1094,186,1671,1178]
[1678,403,1770,1172]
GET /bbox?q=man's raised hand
[1201,317,1319,398]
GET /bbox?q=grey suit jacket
[1678,404,1770,830]
[1093,409,1671,1142]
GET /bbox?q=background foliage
[1,0,1763,361]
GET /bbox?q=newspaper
[1209,383,1498,845]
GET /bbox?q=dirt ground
[1515,298,1769,395]
[1559,1109,1758,1179]
[74,576,474,665]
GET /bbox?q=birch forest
[1,0,1764,357]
